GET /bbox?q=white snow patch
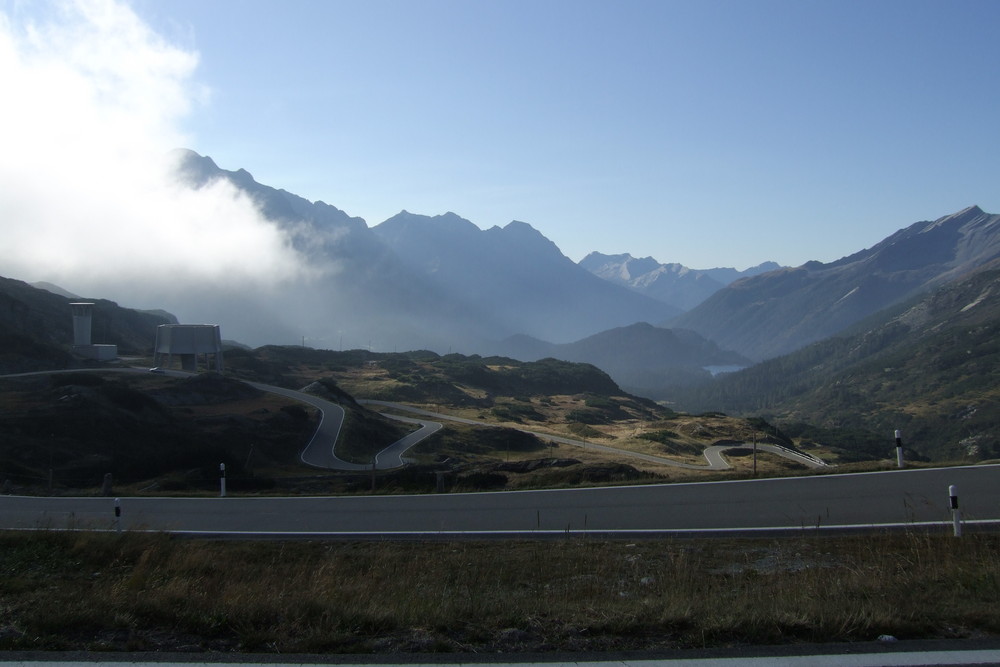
[835,286,860,304]
[960,287,993,312]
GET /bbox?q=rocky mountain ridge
[579,252,782,311]
[372,211,679,344]
[17,150,1000,418]
[675,258,1000,461]
[669,206,1000,361]
[171,150,682,350]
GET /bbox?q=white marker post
[220,463,226,498]
[949,485,962,537]
[114,497,121,533]
[894,430,905,469]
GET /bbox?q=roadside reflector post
[949,485,962,537]
[114,497,121,533]
[894,430,905,469]
[220,463,226,498]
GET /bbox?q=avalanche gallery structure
[153,324,224,372]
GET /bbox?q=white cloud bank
[0,0,314,313]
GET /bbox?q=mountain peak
[580,253,785,312]
[378,210,479,234]
[485,220,567,261]
[171,148,221,187]
[934,204,988,229]
[501,220,544,237]
[581,251,633,267]
[673,205,1000,360]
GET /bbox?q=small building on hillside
[153,324,224,372]
[70,302,118,360]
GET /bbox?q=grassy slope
[0,372,318,492]
[1,531,997,653]
[282,349,840,476]
[677,267,1000,462]
[0,344,867,495]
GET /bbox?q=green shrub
[637,430,680,444]
[566,409,608,425]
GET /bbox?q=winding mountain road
[2,369,997,537]
[0,368,825,473]
[246,383,441,471]
[359,400,828,471]
[246,387,440,471]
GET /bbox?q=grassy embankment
[1,530,997,654]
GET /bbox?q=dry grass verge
[0,531,997,653]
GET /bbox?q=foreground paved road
[2,465,997,536]
[2,643,1000,665]
[0,650,1000,667]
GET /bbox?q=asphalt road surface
[245,381,357,470]
[2,465,996,537]
[3,644,1000,665]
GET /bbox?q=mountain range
[7,148,1000,461]
[676,258,1000,461]
[371,211,680,345]
[670,205,1000,361]
[171,150,801,391]
[174,150,680,352]
[179,151,1000,373]
[11,150,1000,428]
[579,253,781,311]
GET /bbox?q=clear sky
[2,0,999,280]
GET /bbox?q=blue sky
[133,0,1000,269]
[4,0,999,275]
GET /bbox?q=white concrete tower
[70,302,93,346]
[69,302,117,360]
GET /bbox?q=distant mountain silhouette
[669,206,1000,360]
[166,150,681,351]
[373,212,679,344]
[172,151,514,350]
[495,322,750,397]
[580,252,781,311]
